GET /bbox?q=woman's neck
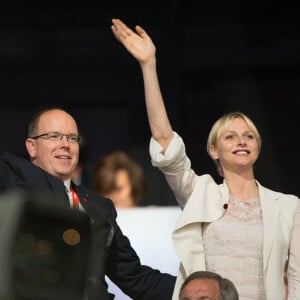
[224,171,259,200]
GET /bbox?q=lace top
[203,196,266,300]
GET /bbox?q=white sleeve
[149,132,197,208]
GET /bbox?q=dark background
[1,0,299,205]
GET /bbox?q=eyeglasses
[30,132,81,144]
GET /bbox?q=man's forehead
[38,110,78,131]
[181,278,219,300]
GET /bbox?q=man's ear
[25,138,37,159]
[209,145,219,160]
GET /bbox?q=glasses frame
[30,132,81,144]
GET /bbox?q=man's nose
[61,135,70,145]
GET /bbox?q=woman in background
[92,150,147,208]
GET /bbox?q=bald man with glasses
[0,108,176,300]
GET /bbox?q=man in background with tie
[0,107,176,299]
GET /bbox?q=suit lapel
[71,184,105,222]
[72,184,116,249]
[44,172,70,207]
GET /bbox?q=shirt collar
[64,178,71,191]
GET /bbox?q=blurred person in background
[92,150,147,208]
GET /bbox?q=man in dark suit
[0,108,176,300]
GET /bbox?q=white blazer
[289,201,300,299]
[150,132,300,300]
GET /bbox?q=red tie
[71,188,79,208]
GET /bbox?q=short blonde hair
[207,112,262,177]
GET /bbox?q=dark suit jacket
[0,152,176,300]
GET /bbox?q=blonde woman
[111,18,300,300]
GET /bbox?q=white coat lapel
[172,175,228,275]
[258,183,280,273]
[174,175,228,229]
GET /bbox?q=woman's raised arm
[111,18,174,150]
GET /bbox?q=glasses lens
[68,135,80,143]
[47,133,62,141]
